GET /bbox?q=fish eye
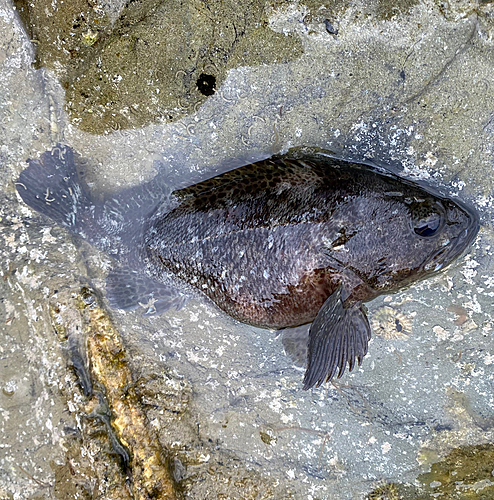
[414,213,442,237]
[409,200,444,238]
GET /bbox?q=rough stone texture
[13,0,303,134]
[2,0,494,498]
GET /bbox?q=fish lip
[424,207,480,272]
[452,198,480,254]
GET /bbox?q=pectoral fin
[303,286,371,390]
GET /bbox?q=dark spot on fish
[196,73,216,96]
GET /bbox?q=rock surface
[1,0,494,498]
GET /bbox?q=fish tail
[16,145,91,232]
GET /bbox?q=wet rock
[14,0,303,134]
[3,0,494,498]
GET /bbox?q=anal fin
[303,286,371,390]
[106,267,186,316]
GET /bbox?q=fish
[16,145,479,389]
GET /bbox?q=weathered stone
[14,0,303,134]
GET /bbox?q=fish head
[333,178,479,293]
[405,192,479,276]
[370,186,480,291]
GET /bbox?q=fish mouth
[424,209,480,273]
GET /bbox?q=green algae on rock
[369,444,494,499]
[416,444,494,499]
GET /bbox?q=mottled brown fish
[16,145,479,389]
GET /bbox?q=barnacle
[371,307,412,340]
[367,481,400,499]
[82,29,98,46]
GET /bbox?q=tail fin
[16,145,91,231]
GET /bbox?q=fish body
[16,146,479,389]
[146,156,475,325]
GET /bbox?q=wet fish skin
[16,146,479,390]
[146,155,477,326]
